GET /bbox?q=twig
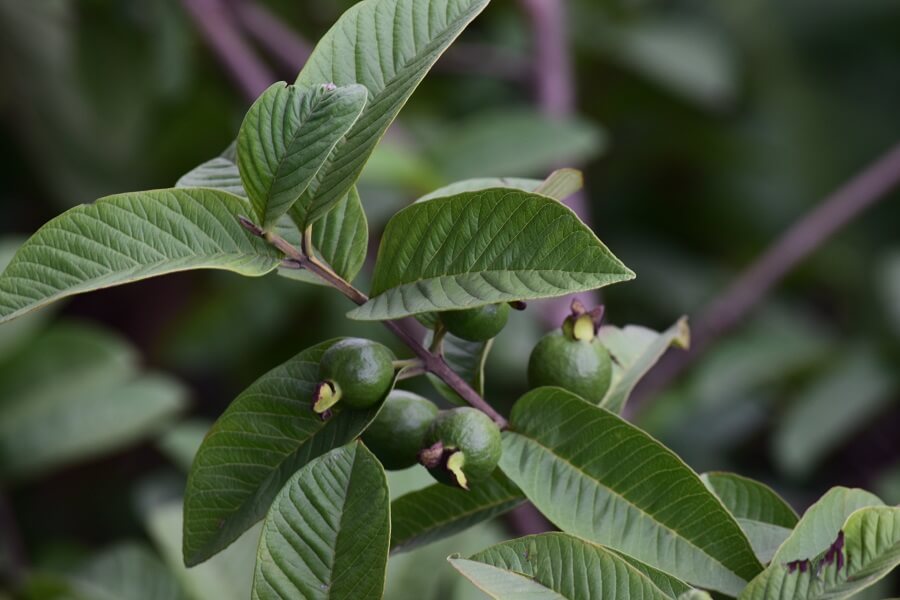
[225,0,313,74]
[631,141,900,409]
[180,0,274,103]
[239,217,509,429]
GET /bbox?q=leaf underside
[701,472,799,565]
[0,188,281,325]
[351,189,634,320]
[450,533,691,599]
[252,442,390,600]
[499,387,762,596]
[182,340,392,566]
[739,505,900,600]
[175,155,368,284]
[599,317,690,415]
[390,471,524,554]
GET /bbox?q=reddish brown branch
[631,141,900,411]
[225,0,313,74]
[180,0,274,103]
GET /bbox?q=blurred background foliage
[1,0,899,597]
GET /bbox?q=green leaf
[390,471,524,554]
[739,506,900,600]
[237,82,367,230]
[175,150,368,284]
[423,330,492,406]
[598,317,690,414]
[499,387,762,595]
[275,187,369,285]
[252,442,390,600]
[183,339,393,566]
[449,533,689,599]
[0,188,282,325]
[144,498,260,600]
[350,189,634,320]
[429,110,605,181]
[176,158,246,199]
[701,472,799,564]
[676,592,713,600]
[417,168,583,204]
[0,323,186,482]
[290,0,491,226]
[770,487,884,566]
[772,349,895,478]
[0,238,55,362]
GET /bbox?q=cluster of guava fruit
[310,300,613,490]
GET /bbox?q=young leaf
[350,189,634,320]
[423,330,492,406]
[0,188,282,325]
[769,487,883,566]
[252,442,390,600]
[390,471,524,554]
[499,387,763,596]
[275,187,369,285]
[449,533,689,599]
[739,506,900,600]
[0,323,186,482]
[177,157,246,199]
[416,168,583,203]
[183,339,394,566]
[175,151,368,284]
[701,472,799,564]
[237,82,367,230]
[599,317,690,414]
[290,0,491,227]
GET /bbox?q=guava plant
[0,0,898,598]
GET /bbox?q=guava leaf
[701,472,799,564]
[176,157,246,199]
[290,0,491,226]
[599,317,690,414]
[350,189,634,320]
[175,154,368,284]
[499,387,763,596]
[390,471,524,554]
[739,504,900,600]
[449,533,691,599]
[0,188,281,324]
[237,82,367,229]
[275,187,369,285]
[252,442,390,600]
[183,339,393,566]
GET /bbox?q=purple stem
[631,141,900,412]
[180,0,274,103]
[226,0,313,74]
